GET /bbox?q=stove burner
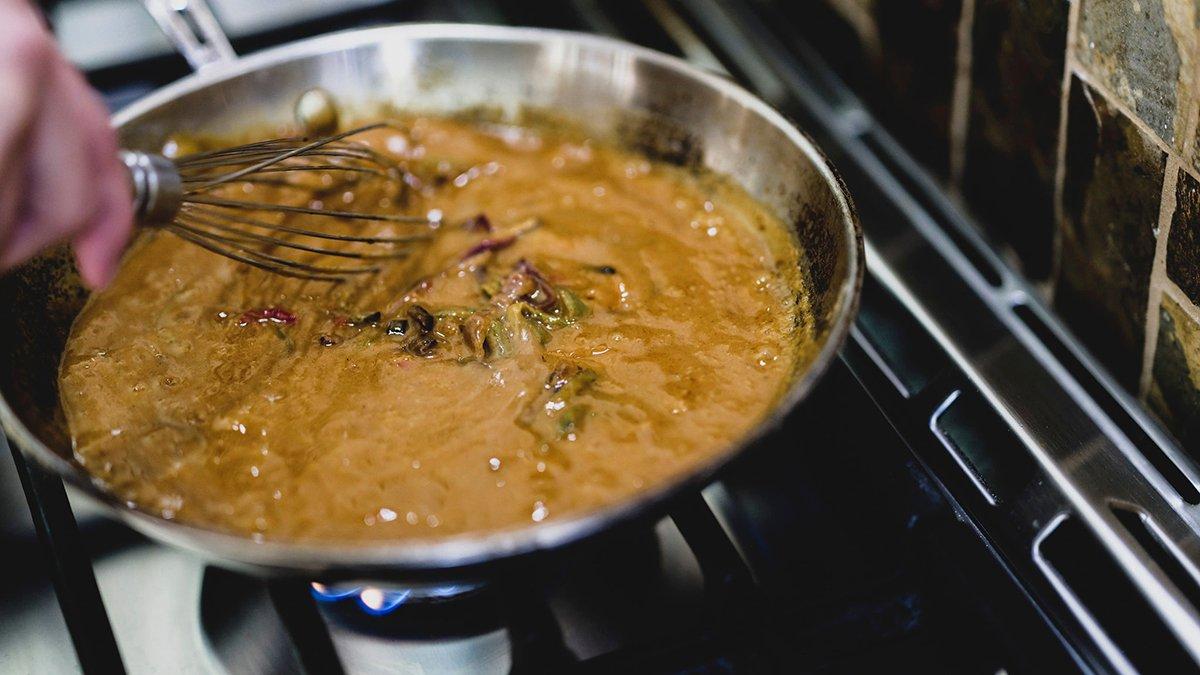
[311,581,487,616]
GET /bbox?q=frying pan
[0,7,862,579]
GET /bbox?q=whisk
[119,122,433,282]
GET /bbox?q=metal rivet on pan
[295,87,339,135]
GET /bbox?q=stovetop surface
[2,1,1092,673]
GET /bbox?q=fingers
[0,1,51,156]
[0,2,53,252]
[73,142,134,289]
[0,59,97,270]
[63,65,133,288]
[0,4,134,288]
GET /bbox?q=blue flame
[310,581,484,616]
[310,582,361,602]
[356,588,413,615]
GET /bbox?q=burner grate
[6,443,125,674]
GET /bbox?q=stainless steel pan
[0,9,862,578]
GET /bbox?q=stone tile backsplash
[1149,293,1200,459]
[1057,76,1164,387]
[1167,169,1200,305]
[789,0,964,175]
[962,0,1069,278]
[870,0,964,176]
[797,0,1200,456]
[1076,0,1196,150]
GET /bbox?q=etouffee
[59,117,812,542]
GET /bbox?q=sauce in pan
[59,117,813,542]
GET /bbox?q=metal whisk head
[120,123,433,281]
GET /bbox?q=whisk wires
[164,123,432,281]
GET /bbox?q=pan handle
[140,0,236,71]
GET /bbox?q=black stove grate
[7,446,124,674]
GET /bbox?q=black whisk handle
[119,150,183,225]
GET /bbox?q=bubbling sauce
[59,117,812,542]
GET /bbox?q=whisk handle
[120,151,183,225]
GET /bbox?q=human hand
[0,0,133,288]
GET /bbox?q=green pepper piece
[484,317,513,359]
[558,288,590,322]
[557,404,591,438]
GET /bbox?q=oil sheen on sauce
[59,117,812,543]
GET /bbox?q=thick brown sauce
[60,117,811,542]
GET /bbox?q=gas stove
[7,1,1200,673]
